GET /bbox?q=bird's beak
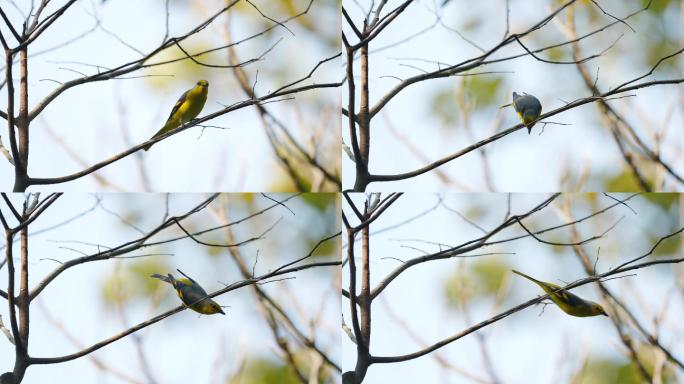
[219,309,226,315]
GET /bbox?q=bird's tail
[522,115,536,134]
[150,273,177,287]
[511,269,543,286]
[143,125,168,151]
[143,131,160,151]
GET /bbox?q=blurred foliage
[429,75,502,126]
[583,0,602,24]
[301,193,339,258]
[116,210,143,227]
[645,39,679,70]
[301,192,337,212]
[575,346,677,384]
[443,257,510,305]
[461,17,482,33]
[267,152,339,192]
[643,194,681,257]
[637,0,679,71]
[232,0,339,49]
[238,193,258,205]
[643,193,679,211]
[545,46,567,62]
[576,358,645,384]
[231,192,339,259]
[102,258,171,306]
[146,43,217,91]
[584,192,600,206]
[463,205,486,222]
[460,75,503,108]
[429,87,460,125]
[308,237,338,259]
[230,358,300,384]
[649,232,681,258]
[470,258,509,294]
[548,0,681,74]
[269,167,313,193]
[206,241,226,257]
[648,0,674,14]
[229,355,333,384]
[603,169,652,192]
[144,0,340,88]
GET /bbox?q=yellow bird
[512,270,607,317]
[144,80,209,151]
[151,269,225,315]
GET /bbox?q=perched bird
[144,80,209,151]
[512,92,542,134]
[512,269,608,317]
[151,269,225,315]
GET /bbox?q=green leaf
[301,193,337,212]
[577,348,677,384]
[234,354,333,384]
[236,358,301,384]
[443,257,509,305]
[643,193,679,211]
[101,258,171,306]
[577,358,644,384]
[650,232,681,258]
[603,170,652,192]
[460,75,503,106]
[429,87,459,125]
[545,46,567,62]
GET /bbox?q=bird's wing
[540,281,591,309]
[188,283,209,297]
[553,288,589,307]
[176,268,199,285]
[165,89,190,122]
[513,97,531,114]
[512,98,520,112]
[177,281,209,305]
[536,280,563,294]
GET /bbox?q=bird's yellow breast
[177,86,208,124]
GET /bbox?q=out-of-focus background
[0,0,340,191]
[341,0,683,191]
[342,193,683,383]
[0,193,340,383]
